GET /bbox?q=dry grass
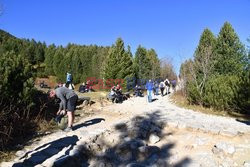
[0,151,16,163]
[170,90,250,120]
[77,91,108,101]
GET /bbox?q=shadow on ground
[73,118,105,130]
[236,119,250,126]
[58,111,192,166]
[13,135,78,167]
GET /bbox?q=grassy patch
[170,90,250,120]
[77,91,108,101]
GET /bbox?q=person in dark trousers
[154,81,159,95]
[49,87,78,132]
[171,79,177,92]
[159,80,165,96]
[134,85,143,97]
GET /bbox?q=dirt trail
[1,95,250,167]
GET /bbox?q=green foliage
[180,22,250,114]
[191,28,216,98]
[134,45,152,81]
[44,44,56,75]
[0,50,37,150]
[0,51,34,102]
[104,38,125,79]
[236,71,250,113]
[214,22,247,75]
[147,49,161,80]
[203,75,239,110]
[186,81,202,105]
[104,38,134,90]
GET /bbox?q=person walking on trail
[146,79,154,102]
[164,78,170,95]
[49,87,78,132]
[171,79,177,92]
[159,80,165,96]
[154,81,159,96]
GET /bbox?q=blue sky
[0,0,249,74]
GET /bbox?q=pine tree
[104,38,126,79]
[118,45,135,90]
[215,22,247,75]
[117,45,134,79]
[146,49,160,80]
[44,44,56,75]
[134,45,152,83]
[53,47,65,82]
[193,28,216,98]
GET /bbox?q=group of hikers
[48,72,177,132]
[107,78,177,103]
[145,78,176,103]
[107,84,130,103]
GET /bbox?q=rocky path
[1,95,250,167]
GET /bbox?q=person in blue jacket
[66,72,73,83]
[145,79,154,102]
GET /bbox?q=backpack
[66,73,73,82]
[160,82,164,88]
[165,79,170,86]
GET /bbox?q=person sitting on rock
[79,82,86,93]
[134,85,143,97]
[108,86,116,103]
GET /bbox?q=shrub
[186,82,202,105]
[203,75,239,111]
[236,71,250,114]
[0,51,35,150]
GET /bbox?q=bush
[203,75,239,111]
[236,71,250,114]
[0,51,35,150]
[186,82,202,105]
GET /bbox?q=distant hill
[0,29,17,42]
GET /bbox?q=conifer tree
[44,44,56,75]
[134,45,152,83]
[147,49,160,80]
[215,22,247,75]
[53,47,64,81]
[104,38,126,79]
[192,28,216,98]
[117,45,134,79]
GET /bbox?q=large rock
[149,134,160,144]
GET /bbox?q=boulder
[149,134,160,144]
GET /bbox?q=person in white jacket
[164,78,170,95]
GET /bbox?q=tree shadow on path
[13,135,78,167]
[60,111,192,166]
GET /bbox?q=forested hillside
[0,29,176,153]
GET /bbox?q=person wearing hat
[49,87,78,132]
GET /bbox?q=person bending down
[49,87,78,132]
